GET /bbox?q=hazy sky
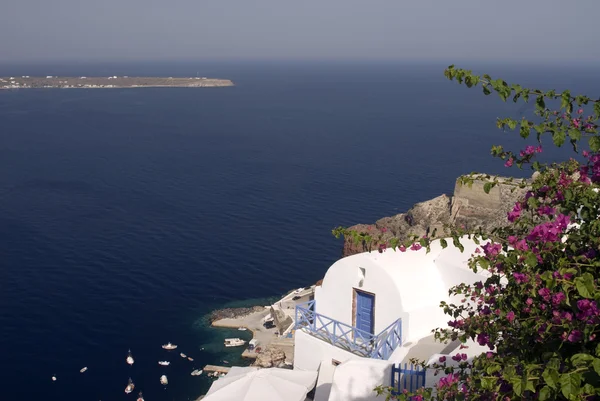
[1,0,599,63]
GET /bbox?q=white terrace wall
[293,330,362,372]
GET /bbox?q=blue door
[355,290,375,334]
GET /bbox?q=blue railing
[294,300,402,359]
[391,363,426,395]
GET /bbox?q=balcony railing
[294,300,402,360]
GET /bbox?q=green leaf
[440,238,448,249]
[589,136,600,152]
[520,124,530,139]
[483,85,491,96]
[593,358,600,375]
[525,252,538,268]
[595,344,600,357]
[536,95,546,110]
[575,273,595,299]
[594,102,600,119]
[553,130,566,147]
[543,367,559,389]
[559,372,582,399]
[539,386,552,401]
[481,376,497,390]
[571,353,595,366]
[561,90,571,110]
[483,182,493,194]
[569,128,582,142]
[510,376,523,396]
[507,119,517,130]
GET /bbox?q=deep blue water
[0,61,598,401]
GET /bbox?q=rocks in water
[252,347,286,368]
[342,174,530,257]
[209,306,265,323]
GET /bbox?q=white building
[293,236,491,401]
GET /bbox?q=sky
[1,0,599,63]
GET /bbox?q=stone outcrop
[252,346,286,368]
[343,174,530,257]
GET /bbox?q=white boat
[136,391,145,401]
[51,376,57,381]
[224,338,246,347]
[126,349,134,365]
[238,327,247,331]
[160,375,168,385]
[125,378,135,394]
[187,356,194,361]
[80,367,88,373]
[158,361,170,366]
[180,352,187,358]
[162,342,177,350]
[191,369,203,376]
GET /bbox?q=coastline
[0,76,234,90]
[209,285,315,367]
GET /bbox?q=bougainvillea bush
[362,66,600,401]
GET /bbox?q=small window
[332,359,341,366]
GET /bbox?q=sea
[0,61,597,401]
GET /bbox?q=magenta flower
[410,243,422,251]
[513,272,528,284]
[537,205,556,216]
[507,202,522,222]
[482,242,501,257]
[476,333,490,347]
[551,292,566,306]
[568,330,583,343]
[438,373,459,388]
[399,245,406,252]
[578,108,584,114]
[438,356,446,363]
[505,157,514,167]
[538,288,551,302]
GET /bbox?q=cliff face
[342,175,530,257]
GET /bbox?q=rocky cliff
[342,174,530,257]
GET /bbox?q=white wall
[315,256,407,334]
[328,359,391,401]
[294,330,362,372]
[316,236,490,342]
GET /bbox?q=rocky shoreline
[342,174,530,256]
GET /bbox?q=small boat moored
[126,349,135,365]
[137,391,145,401]
[180,352,187,358]
[52,375,57,381]
[158,361,170,366]
[187,357,194,361]
[125,378,135,394]
[238,327,247,331]
[160,375,168,385]
[224,338,246,347]
[162,342,177,350]
[191,369,203,376]
[80,367,88,373]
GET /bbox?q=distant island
[0,76,234,90]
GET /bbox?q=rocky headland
[342,174,530,257]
